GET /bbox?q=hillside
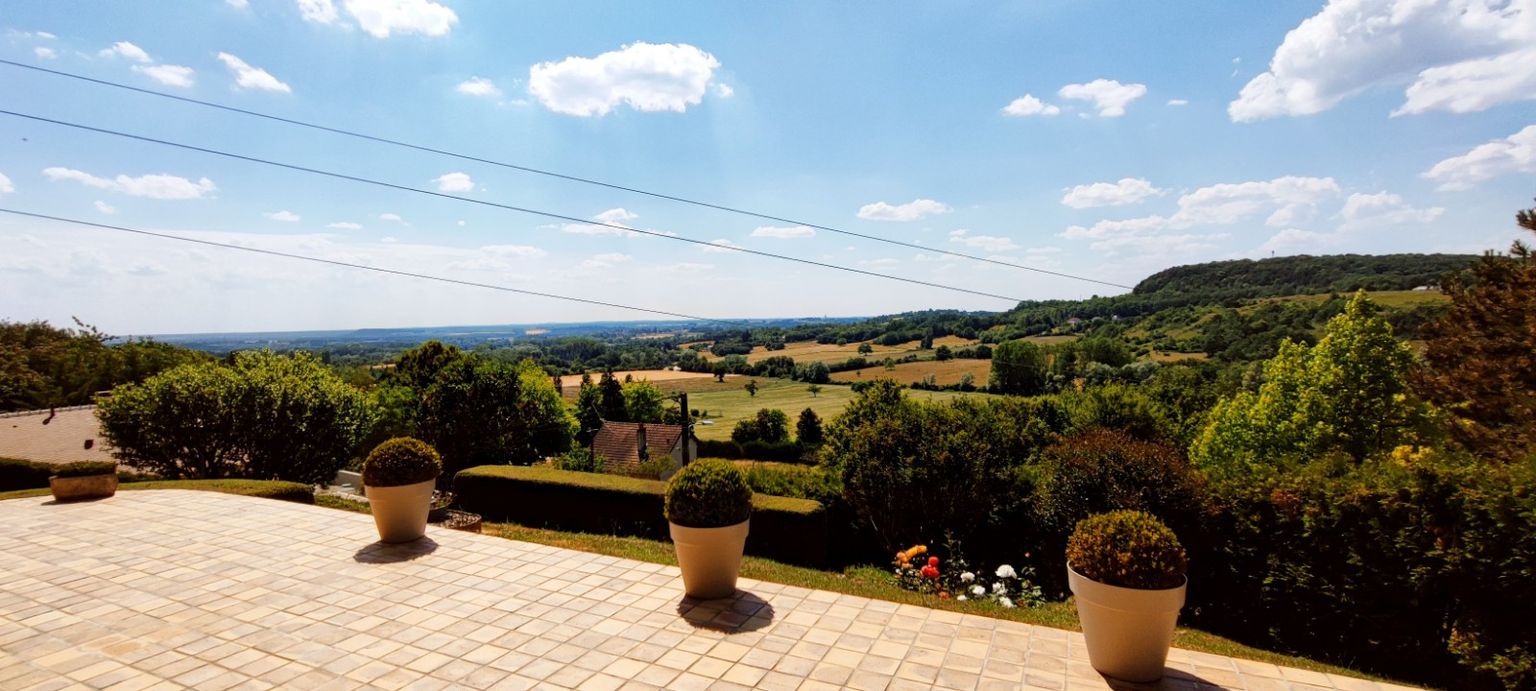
[1131,253,1476,297]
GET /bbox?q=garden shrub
[0,457,57,491]
[1061,383,1171,442]
[362,437,442,487]
[738,461,841,505]
[664,458,752,528]
[454,465,829,566]
[553,449,605,473]
[52,461,119,478]
[1034,430,1207,536]
[1066,510,1186,590]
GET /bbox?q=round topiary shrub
[363,437,442,488]
[1067,510,1187,590]
[664,458,753,528]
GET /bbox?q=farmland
[830,358,992,387]
[693,335,979,365]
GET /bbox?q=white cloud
[296,0,339,23]
[1167,98,1189,106]
[1422,124,1536,190]
[133,64,195,88]
[1002,94,1060,117]
[227,0,249,8]
[1058,79,1147,117]
[1061,216,1171,239]
[714,83,734,98]
[98,41,151,63]
[43,167,217,200]
[264,210,302,223]
[93,201,117,214]
[856,198,951,222]
[559,208,645,237]
[344,0,458,38]
[327,221,362,230]
[948,230,1020,252]
[1090,233,1222,257]
[1172,176,1340,227]
[379,212,406,223]
[594,208,638,224]
[0,173,12,193]
[528,42,720,117]
[1060,178,1163,209]
[1230,0,1536,122]
[1339,192,1445,229]
[1257,228,1332,255]
[34,47,56,60]
[456,77,501,98]
[217,52,292,93]
[581,252,633,269]
[433,172,474,192]
[702,238,743,254]
[750,225,816,238]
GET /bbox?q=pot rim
[668,517,751,531]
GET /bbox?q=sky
[1,0,1533,335]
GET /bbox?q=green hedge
[0,457,57,491]
[695,438,809,464]
[0,478,314,503]
[454,465,828,566]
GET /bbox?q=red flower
[920,565,939,579]
[927,556,940,567]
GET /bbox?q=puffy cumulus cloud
[1338,192,1445,229]
[1230,0,1536,122]
[327,221,362,230]
[264,210,302,223]
[948,229,1020,252]
[1170,176,1340,227]
[528,42,720,117]
[34,47,56,60]
[43,167,217,200]
[1061,215,1171,239]
[133,64,195,88]
[1422,124,1536,190]
[560,208,645,237]
[1002,94,1060,117]
[345,0,458,38]
[1058,79,1147,117]
[580,252,633,269]
[432,172,474,192]
[217,53,291,93]
[1060,178,1163,209]
[714,83,734,98]
[378,212,406,223]
[94,201,117,214]
[0,172,12,193]
[456,77,501,98]
[750,225,815,238]
[856,198,951,222]
[98,41,151,63]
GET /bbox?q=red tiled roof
[591,422,684,472]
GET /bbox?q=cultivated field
[555,369,718,389]
[694,335,979,365]
[830,359,992,387]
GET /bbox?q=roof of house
[0,406,118,466]
[591,422,686,470]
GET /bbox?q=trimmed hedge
[455,465,828,566]
[0,457,57,491]
[0,478,314,503]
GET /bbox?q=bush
[0,457,57,491]
[362,437,442,487]
[664,458,752,528]
[553,449,605,473]
[52,461,119,478]
[737,461,841,505]
[695,438,808,463]
[1034,430,1207,535]
[1066,510,1186,590]
[417,357,574,477]
[731,408,790,444]
[454,465,828,566]
[97,351,376,485]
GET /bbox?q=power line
[0,59,1134,292]
[0,208,745,325]
[1,109,1035,304]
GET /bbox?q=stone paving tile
[0,490,1419,691]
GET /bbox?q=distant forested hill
[1132,254,1477,297]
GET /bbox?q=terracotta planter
[1068,565,1186,683]
[670,519,749,599]
[365,480,435,543]
[49,474,117,502]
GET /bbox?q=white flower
[992,582,1005,594]
[995,565,1017,579]
[956,595,967,602]
[970,585,985,596]
[999,597,1015,609]
[960,572,975,583]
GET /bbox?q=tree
[0,319,210,412]
[732,408,790,444]
[621,380,667,423]
[795,360,831,384]
[807,384,823,398]
[744,379,759,397]
[574,374,602,446]
[1192,293,1422,479]
[98,351,376,484]
[989,340,1048,395]
[920,334,934,350]
[395,340,467,390]
[1078,336,1133,367]
[598,369,627,421]
[934,345,953,361]
[797,408,824,447]
[858,342,874,355]
[712,361,728,383]
[418,358,575,477]
[1414,203,1536,461]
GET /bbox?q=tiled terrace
[0,491,1418,691]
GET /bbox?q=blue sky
[1,0,1533,334]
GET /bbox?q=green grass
[455,464,823,515]
[659,377,992,441]
[0,479,314,503]
[311,496,1392,683]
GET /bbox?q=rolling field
[694,335,979,365]
[830,358,992,387]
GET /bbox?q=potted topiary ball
[1066,510,1188,682]
[363,437,442,543]
[664,458,753,599]
[49,461,119,502]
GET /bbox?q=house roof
[591,421,685,470]
[0,406,118,466]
